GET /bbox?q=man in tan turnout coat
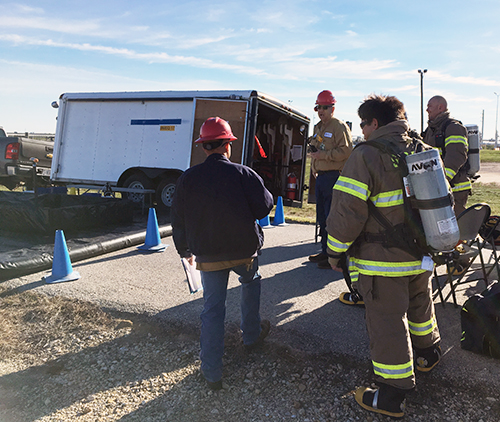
[308,90,353,269]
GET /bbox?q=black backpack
[461,281,500,359]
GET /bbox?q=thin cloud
[428,70,500,87]
[0,8,150,40]
[8,3,44,14]
[0,35,269,76]
[0,15,102,35]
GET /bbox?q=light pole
[495,92,499,149]
[418,69,427,133]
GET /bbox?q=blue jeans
[316,171,340,254]
[200,258,262,382]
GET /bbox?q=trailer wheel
[156,175,178,210]
[123,173,153,204]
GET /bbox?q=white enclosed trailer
[51,90,310,210]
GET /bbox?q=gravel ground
[1,289,499,422]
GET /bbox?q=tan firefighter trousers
[357,271,441,390]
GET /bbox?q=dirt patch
[1,285,499,421]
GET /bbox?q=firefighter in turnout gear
[326,95,441,419]
[423,95,470,216]
[308,90,353,269]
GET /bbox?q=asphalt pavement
[3,221,500,393]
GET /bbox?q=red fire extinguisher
[286,173,297,200]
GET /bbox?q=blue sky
[1,0,500,139]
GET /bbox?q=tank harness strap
[410,193,453,210]
[365,201,421,256]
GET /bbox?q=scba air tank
[405,149,460,252]
[465,124,480,177]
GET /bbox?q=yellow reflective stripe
[334,176,370,201]
[373,360,413,380]
[444,135,467,148]
[452,181,472,192]
[370,189,404,208]
[349,259,359,282]
[327,234,352,253]
[445,167,457,179]
[409,315,437,336]
[351,258,426,277]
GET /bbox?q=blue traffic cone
[272,196,288,226]
[258,214,274,229]
[138,208,167,252]
[43,230,81,284]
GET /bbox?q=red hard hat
[195,117,237,143]
[315,90,336,106]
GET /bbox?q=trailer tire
[156,175,178,211]
[123,173,153,205]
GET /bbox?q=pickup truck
[0,127,54,190]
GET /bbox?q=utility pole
[495,92,499,149]
[418,69,427,133]
[481,109,484,146]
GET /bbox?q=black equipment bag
[461,281,500,358]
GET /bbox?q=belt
[317,170,340,176]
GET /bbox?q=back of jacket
[423,112,470,193]
[326,120,428,278]
[171,153,274,263]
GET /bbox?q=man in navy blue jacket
[171,117,274,390]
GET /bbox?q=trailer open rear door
[190,99,248,167]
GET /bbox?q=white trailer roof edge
[58,90,310,122]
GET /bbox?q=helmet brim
[195,135,237,143]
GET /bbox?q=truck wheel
[156,176,178,210]
[123,173,153,205]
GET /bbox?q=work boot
[415,344,442,372]
[244,320,271,351]
[317,259,332,269]
[200,370,223,391]
[339,291,365,307]
[308,252,328,263]
[355,383,406,419]
[450,265,466,276]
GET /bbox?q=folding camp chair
[478,215,500,281]
[433,203,491,307]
